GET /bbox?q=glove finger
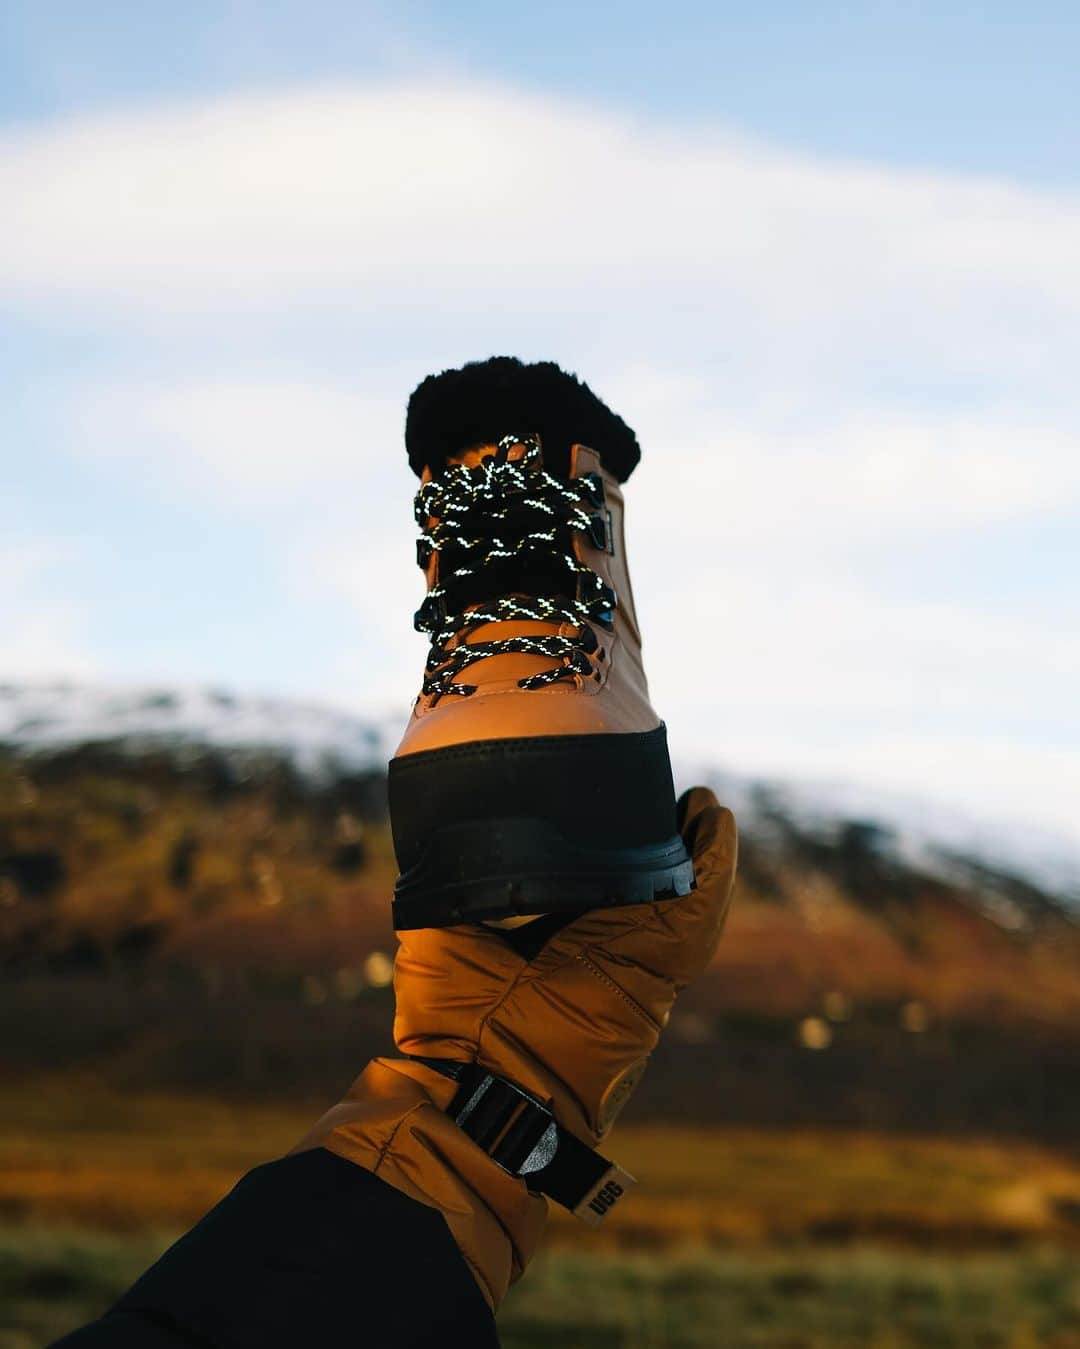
[676,784,715,836]
[533,792,737,988]
[671,791,739,953]
[677,786,738,897]
[582,792,737,985]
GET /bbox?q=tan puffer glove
[292,787,737,1310]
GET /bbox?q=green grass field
[3,1226,1079,1348]
[3,1082,1080,1345]
[5,1080,1080,1246]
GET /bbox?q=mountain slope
[2,679,1077,1138]
[3,678,1077,915]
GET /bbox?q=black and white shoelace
[413,434,617,702]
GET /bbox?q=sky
[3,2,1079,842]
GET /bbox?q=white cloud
[2,83,1075,305]
[6,79,1078,839]
[72,379,406,503]
[0,540,103,680]
[60,377,428,707]
[625,405,1080,540]
[76,375,1080,530]
[1,83,1078,395]
[692,731,1080,847]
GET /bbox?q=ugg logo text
[587,1180,625,1217]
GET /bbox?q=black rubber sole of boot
[389,725,694,929]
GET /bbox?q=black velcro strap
[405,1057,635,1226]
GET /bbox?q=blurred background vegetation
[2,722,1078,1347]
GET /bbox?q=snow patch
[0,679,396,778]
[695,764,1080,910]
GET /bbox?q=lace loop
[414,434,616,702]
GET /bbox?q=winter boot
[389,357,694,930]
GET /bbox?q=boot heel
[392,817,693,929]
[389,725,693,929]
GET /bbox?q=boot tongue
[444,437,540,472]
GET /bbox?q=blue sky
[3,3,1078,840]
[5,2,1080,185]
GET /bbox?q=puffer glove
[292,786,737,1309]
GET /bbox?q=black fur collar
[405,356,641,482]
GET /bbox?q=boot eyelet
[581,472,605,507]
[586,514,608,550]
[413,593,446,632]
[568,650,593,677]
[595,581,617,629]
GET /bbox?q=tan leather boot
[389,357,693,929]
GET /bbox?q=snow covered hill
[703,768,1080,917]
[0,679,395,779]
[2,679,1077,911]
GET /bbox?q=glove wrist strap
[404,1055,635,1226]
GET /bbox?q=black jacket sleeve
[49,1148,501,1349]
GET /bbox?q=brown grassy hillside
[2,747,1078,1141]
